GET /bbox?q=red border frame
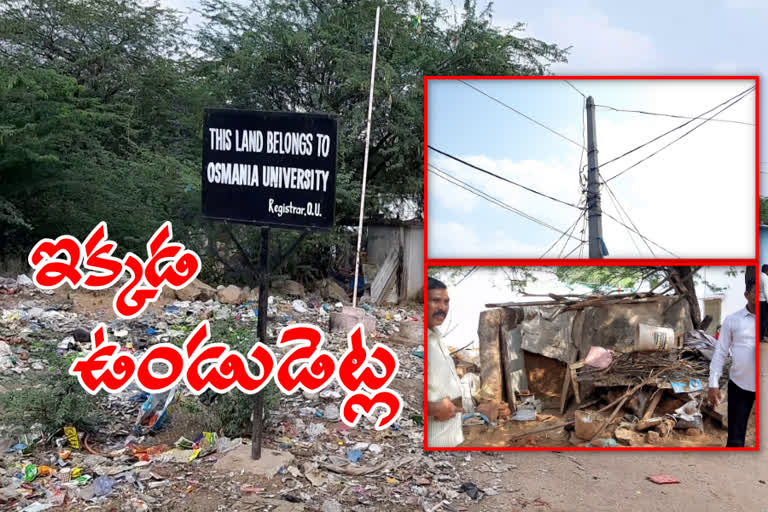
[422,76,760,452]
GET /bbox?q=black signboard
[202,109,338,230]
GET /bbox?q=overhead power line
[540,205,585,258]
[428,145,583,210]
[598,85,755,172]
[600,208,680,257]
[605,86,754,182]
[457,79,586,150]
[429,165,585,243]
[599,174,653,257]
[596,104,754,126]
[563,80,587,99]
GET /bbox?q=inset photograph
[425,265,757,449]
[426,77,757,259]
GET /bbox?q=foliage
[0,351,107,437]
[0,0,568,282]
[429,265,541,292]
[761,198,768,225]
[430,265,746,296]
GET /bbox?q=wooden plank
[570,366,581,405]
[478,309,504,403]
[560,368,572,414]
[499,321,516,414]
[370,246,400,303]
[641,390,663,421]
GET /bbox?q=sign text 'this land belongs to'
[201,110,338,231]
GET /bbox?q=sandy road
[459,345,767,512]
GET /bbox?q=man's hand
[429,397,460,421]
[708,387,722,406]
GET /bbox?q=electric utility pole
[586,96,604,259]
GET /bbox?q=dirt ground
[455,345,767,512]
[1,286,764,512]
[461,395,753,449]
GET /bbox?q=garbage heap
[2,274,482,512]
[455,292,731,446]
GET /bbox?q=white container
[635,324,678,352]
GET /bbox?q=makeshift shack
[461,291,730,447]
[365,219,423,304]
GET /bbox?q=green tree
[195,0,569,221]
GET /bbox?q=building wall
[367,226,400,266]
[366,224,424,301]
[695,266,748,330]
[403,226,424,299]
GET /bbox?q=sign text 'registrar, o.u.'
[202,109,337,230]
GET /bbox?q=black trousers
[760,301,768,339]
[726,379,755,447]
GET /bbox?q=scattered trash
[292,300,308,313]
[460,482,483,500]
[324,403,340,421]
[584,346,614,369]
[23,463,38,482]
[93,475,115,496]
[346,449,363,463]
[322,499,343,512]
[0,275,431,510]
[135,386,179,433]
[648,474,681,485]
[64,425,80,449]
[307,423,326,440]
[586,438,617,448]
[17,274,34,287]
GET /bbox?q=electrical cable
[428,145,582,210]
[598,85,754,172]
[458,79,586,149]
[599,175,650,256]
[429,165,586,243]
[595,104,753,126]
[605,86,754,182]
[564,79,587,99]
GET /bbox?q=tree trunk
[668,266,701,328]
[477,309,503,403]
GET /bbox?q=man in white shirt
[426,277,464,447]
[760,265,768,341]
[708,278,756,447]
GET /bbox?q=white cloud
[428,220,548,258]
[495,4,658,73]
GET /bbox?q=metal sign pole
[252,226,270,460]
[352,6,381,308]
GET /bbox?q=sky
[433,266,746,351]
[428,78,756,259]
[156,0,766,253]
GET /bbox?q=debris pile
[0,273,503,511]
[453,293,731,448]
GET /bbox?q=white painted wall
[695,266,748,328]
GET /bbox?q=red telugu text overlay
[27,222,403,430]
[69,322,403,430]
[28,221,201,319]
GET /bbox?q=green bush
[0,352,107,438]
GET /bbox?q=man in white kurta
[708,278,756,447]
[426,277,464,447]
